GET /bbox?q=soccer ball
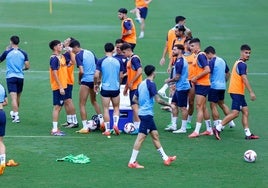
[244,150,257,163]
[87,120,97,131]
[124,122,136,134]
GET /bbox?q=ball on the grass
[244,150,257,163]
[124,122,136,134]
[87,120,97,131]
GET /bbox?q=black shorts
[100,89,120,98]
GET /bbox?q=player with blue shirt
[0,35,30,123]
[128,65,176,169]
[69,40,104,134]
[204,46,235,128]
[94,43,124,136]
[0,84,8,175]
[165,44,190,133]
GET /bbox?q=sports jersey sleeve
[225,63,230,73]
[131,57,142,70]
[96,58,103,71]
[123,20,133,30]
[147,79,157,98]
[237,62,247,75]
[175,58,184,75]
[209,57,216,74]
[63,52,71,65]
[198,54,209,68]
[50,56,59,71]
[0,50,9,62]
[19,49,29,61]
[75,52,84,68]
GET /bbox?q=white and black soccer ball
[124,122,136,134]
[244,150,257,163]
[87,120,97,131]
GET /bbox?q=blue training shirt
[0,48,28,79]
[0,84,7,103]
[209,56,229,90]
[173,57,190,91]
[96,56,123,91]
[136,79,157,116]
[76,49,97,82]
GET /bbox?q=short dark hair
[175,16,186,24]
[144,65,155,76]
[120,43,132,51]
[189,38,200,44]
[118,8,127,14]
[49,40,61,50]
[204,46,216,54]
[173,44,184,51]
[69,40,80,48]
[115,38,124,44]
[10,35,20,45]
[240,44,251,51]
[175,25,186,32]
[104,43,114,52]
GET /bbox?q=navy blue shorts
[65,84,73,99]
[81,81,94,89]
[0,110,6,136]
[208,88,225,103]
[52,89,67,106]
[100,89,120,98]
[138,115,157,135]
[195,85,210,97]
[138,7,148,19]
[129,89,138,105]
[230,93,247,111]
[172,89,189,107]
[6,77,24,93]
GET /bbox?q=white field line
[5,135,86,139]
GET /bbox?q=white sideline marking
[5,135,86,139]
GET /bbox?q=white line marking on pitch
[5,136,86,139]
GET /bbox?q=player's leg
[77,84,90,133]
[0,110,6,175]
[186,84,195,129]
[100,95,111,135]
[111,92,120,135]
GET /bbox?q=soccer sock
[134,121,140,129]
[52,122,58,132]
[244,128,252,136]
[72,114,78,124]
[0,154,6,165]
[14,111,19,119]
[98,114,104,124]
[171,117,177,127]
[194,122,202,134]
[82,120,88,129]
[205,119,212,132]
[160,83,169,92]
[168,98,172,104]
[105,122,110,132]
[129,149,139,163]
[216,123,223,132]
[213,120,220,126]
[229,120,235,127]
[181,120,187,130]
[187,115,192,123]
[67,115,72,123]
[157,147,168,161]
[113,115,119,126]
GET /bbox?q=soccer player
[164,44,190,133]
[61,37,79,128]
[0,84,8,175]
[130,0,153,39]
[118,8,137,50]
[204,46,235,128]
[188,38,212,138]
[0,35,30,123]
[212,44,259,140]
[128,65,176,168]
[94,43,123,136]
[49,40,68,136]
[120,43,142,134]
[69,40,104,134]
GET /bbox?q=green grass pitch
[0,0,268,187]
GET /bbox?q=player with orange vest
[213,44,259,140]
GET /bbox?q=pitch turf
[0,0,268,187]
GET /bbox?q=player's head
[120,43,132,57]
[49,40,61,51]
[115,39,124,54]
[63,37,75,47]
[204,46,216,60]
[10,35,20,45]
[118,8,128,20]
[69,40,81,54]
[240,44,251,61]
[104,42,115,53]
[175,16,186,25]
[184,38,191,52]
[172,44,184,57]
[189,38,201,53]
[144,65,155,77]
[175,25,186,37]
